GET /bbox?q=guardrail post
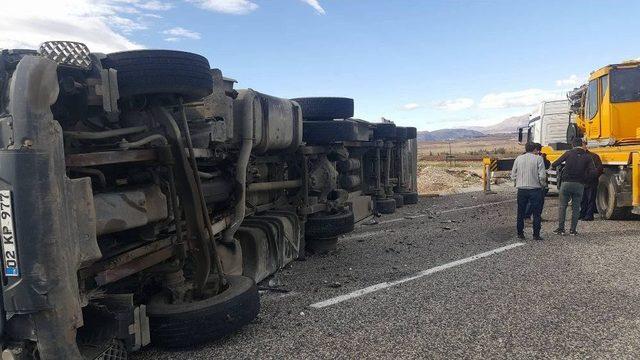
[482,157,492,193]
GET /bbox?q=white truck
[518,99,573,149]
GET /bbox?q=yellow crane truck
[485,60,640,220]
[546,61,640,220]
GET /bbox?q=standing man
[580,148,603,221]
[524,143,550,220]
[551,139,596,235]
[511,142,547,240]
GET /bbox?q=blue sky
[3,0,640,130]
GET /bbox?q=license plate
[0,191,19,277]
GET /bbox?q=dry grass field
[417,134,522,194]
[418,133,523,161]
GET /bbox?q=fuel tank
[233,89,303,153]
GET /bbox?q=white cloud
[300,0,325,14]
[0,0,157,53]
[401,103,422,111]
[137,1,173,11]
[479,89,564,109]
[556,74,582,88]
[187,0,258,14]
[162,27,201,41]
[110,15,148,32]
[433,98,474,111]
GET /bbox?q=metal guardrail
[482,157,516,193]
[482,157,558,193]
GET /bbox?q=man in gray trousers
[551,139,596,236]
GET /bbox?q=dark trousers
[525,188,548,218]
[517,188,543,236]
[580,185,598,220]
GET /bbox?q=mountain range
[417,114,530,141]
[417,128,485,141]
[466,114,530,134]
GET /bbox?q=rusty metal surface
[84,238,173,277]
[95,246,174,286]
[247,179,302,192]
[151,105,219,292]
[65,149,157,167]
[94,185,168,236]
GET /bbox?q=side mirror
[518,128,524,143]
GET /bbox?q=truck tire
[302,120,370,143]
[375,197,396,214]
[392,194,404,208]
[596,173,631,220]
[394,127,408,141]
[400,192,419,204]
[102,50,213,101]
[291,97,354,120]
[147,276,259,348]
[305,210,355,239]
[373,123,396,140]
[406,127,417,140]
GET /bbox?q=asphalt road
[136,186,640,359]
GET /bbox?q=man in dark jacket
[551,138,596,236]
[580,149,603,221]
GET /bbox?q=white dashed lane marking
[309,242,526,308]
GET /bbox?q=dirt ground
[417,134,522,161]
[417,160,486,195]
[417,135,520,195]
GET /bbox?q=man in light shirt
[511,142,547,240]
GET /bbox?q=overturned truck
[0,42,417,359]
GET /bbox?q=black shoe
[517,233,526,239]
[582,217,594,221]
[569,230,578,236]
[552,228,565,235]
[533,235,543,241]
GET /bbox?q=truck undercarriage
[0,42,418,359]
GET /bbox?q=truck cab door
[585,78,601,139]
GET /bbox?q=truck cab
[518,99,572,148]
[577,61,640,145]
